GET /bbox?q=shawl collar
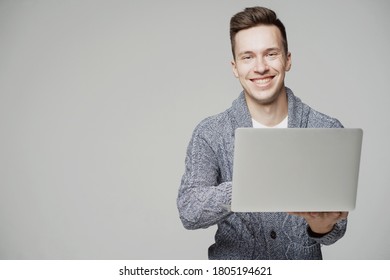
[230,87,309,129]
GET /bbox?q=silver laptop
[231,128,363,212]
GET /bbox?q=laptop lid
[231,128,363,212]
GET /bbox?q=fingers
[309,212,320,218]
[340,211,349,220]
[327,211,349,220]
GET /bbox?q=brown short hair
[230,7,288,58]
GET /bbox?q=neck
[246,91,288,127]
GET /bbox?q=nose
[253,57,269,74]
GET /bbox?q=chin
[256,97,278,106]
[250,92,279,105]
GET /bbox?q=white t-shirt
[252,116,288,128]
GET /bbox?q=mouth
[250,76,274,87]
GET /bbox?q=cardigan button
[270,230,277,239]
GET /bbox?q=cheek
[236,65,253,79]
[268,61,285,73]
[276,57,290,71]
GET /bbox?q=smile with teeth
[251,77,273,85]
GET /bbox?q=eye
[265,51,280,60]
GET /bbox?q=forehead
[234,25,284,54]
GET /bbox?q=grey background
[0,0,389,259]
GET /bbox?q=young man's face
[231,25,291,106]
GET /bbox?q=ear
[285,52,292,71]
[231,59,239,78]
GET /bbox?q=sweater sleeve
[307,218,347,246]
[177,126,232,230]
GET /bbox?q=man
[177,6,348,260]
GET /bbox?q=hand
[288,212,348,235]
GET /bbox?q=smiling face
[231,25,292,107]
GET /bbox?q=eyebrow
[237,51,254,57]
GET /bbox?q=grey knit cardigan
[177,88,347,259]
